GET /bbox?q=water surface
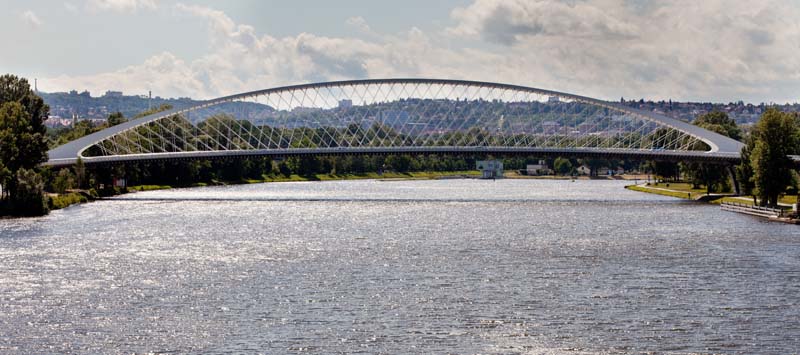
[1,179,798,354]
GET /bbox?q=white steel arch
[46,79,744,166]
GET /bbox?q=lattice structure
[47,79,745,166]
[84,82,707,157]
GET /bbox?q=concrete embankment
[720,202,800,224]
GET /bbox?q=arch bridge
[46,79,744,167]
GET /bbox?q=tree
[107,111,126,127]
[0,75,50,215]
[736,135,756,199]
[651,160,679,182]
[52,168,75,194]
[682,111,741,191]
[693,111,742,140]
[554,157,572,175]
[0,102,48,173]
[74,158,86,189]
[13,168,49,216]
[750,108,799,206]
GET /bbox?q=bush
[12,168,49,216]
[48,193,88,210]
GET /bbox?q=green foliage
[693,111,742,140]
[626,184,695,200]
[107,111,126,126]
[735,135,756,196]
[679,111,742,193]
[554,157,572,175]
[52,168,75,194]
[74,158,86,189]
[134,104,173,118]
[0,102,49,172]
[12,168,49,216]
[750,108,799,206]
[0,74,51,216]
[49,193,88,210]
[48,120,102,147]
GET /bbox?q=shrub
[12,168,49,216]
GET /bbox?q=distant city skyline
[2,0,799,103]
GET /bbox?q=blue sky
[2,0,799,103]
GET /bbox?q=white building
[477,160,503,179]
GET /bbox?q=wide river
[1,179,799,354]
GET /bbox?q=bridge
[46,79,744,167]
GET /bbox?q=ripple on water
[1,179,799,354]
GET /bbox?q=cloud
[86,0,157,13]
[41,1,800,103]
[346,16,372,33]
[45,3,499,99]
[20,10,42,28]
[448,0,638,44]
[446,0,800,102]
[45,52,205,98]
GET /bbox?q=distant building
[476,160,503,179]
[104,90,123,97]
[338,99,353,108]
[526,160,550,175]
[547,96,560,103]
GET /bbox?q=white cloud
[448,0,638,44]
[44,52,205,98]
[45,3,496,99]
[446,0,800,102]
[41,1,800,103]
[86,0,157,13]
[20,10,42,28]
[346,16,372,33]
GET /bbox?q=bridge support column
[727,164,741,196]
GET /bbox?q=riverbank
[626,182,799,223]
[625,182,710,200]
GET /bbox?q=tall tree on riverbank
[750,108,799,207]
[682,111,741,193]
[0,74,50,215]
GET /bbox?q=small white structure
[576,165,591,175]
[477,160,503,179]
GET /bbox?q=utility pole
[148,90,152,111]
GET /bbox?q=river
[1,179,798,354]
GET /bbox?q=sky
[2,0,799,103]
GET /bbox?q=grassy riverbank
[625,183,709,200]
[626,182,798,210]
